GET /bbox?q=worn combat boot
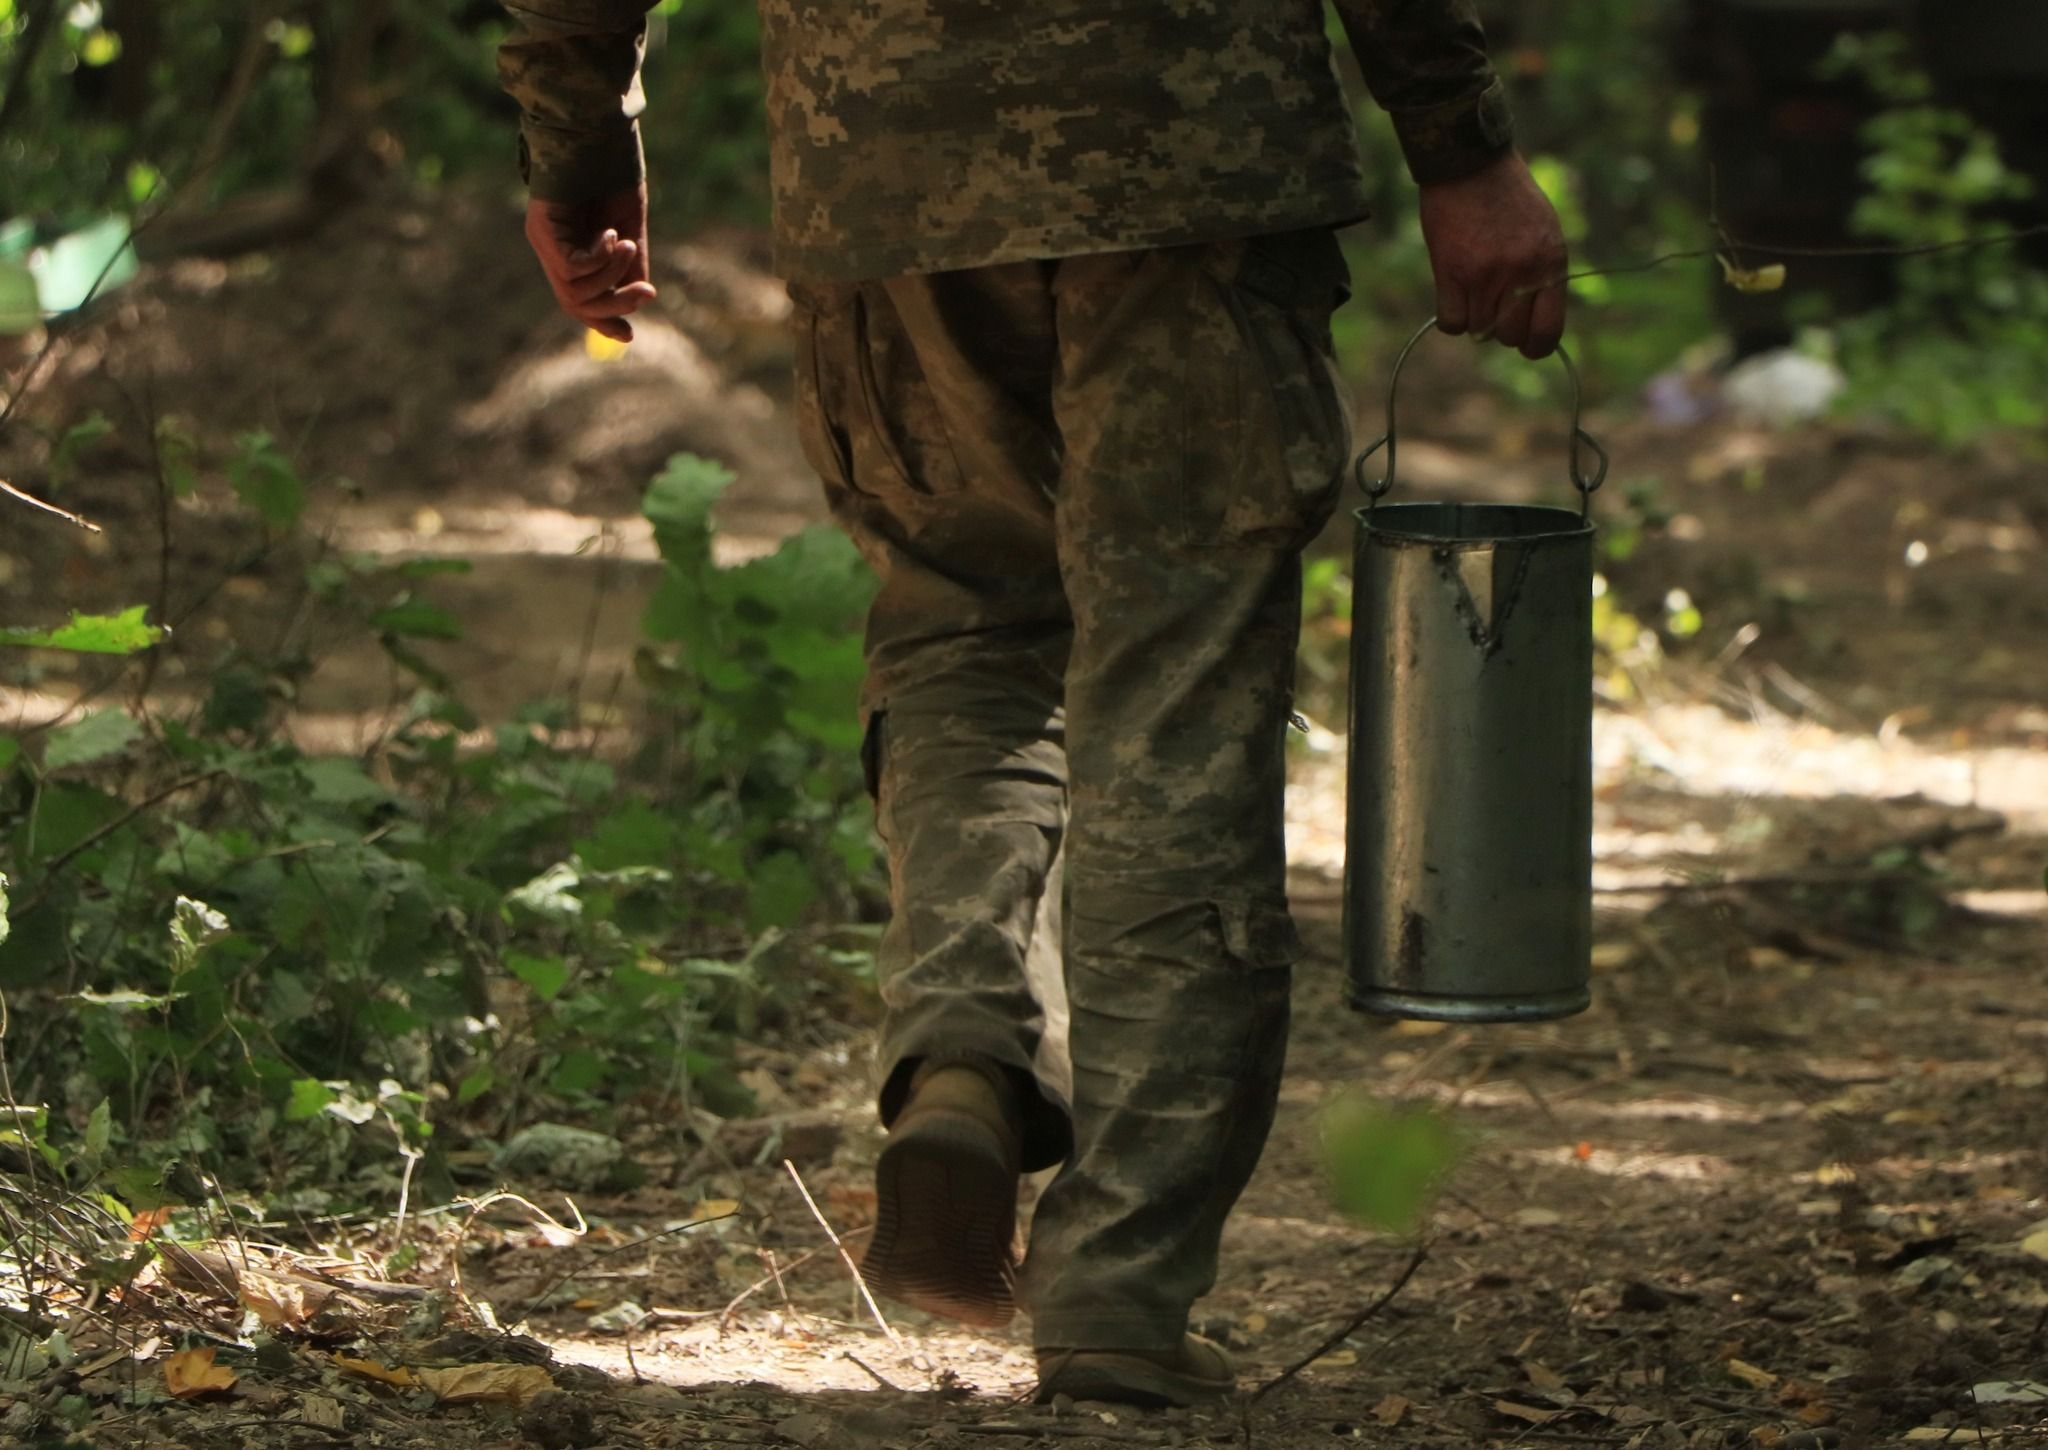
[1034,1334,1237,1406]
[859,1055,1024,1327]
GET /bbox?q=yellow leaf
[1373,1393,1414,1426]
[1319,1348,1358,1367]
[415,1363,556,1405]
[585,330,629,361]
[163,1347,238,1399]
[692,1198,741,1220]
[1727,1359,1779,1390]
[2019,1229,2048,1262]
[1716,255,1788,294]
[335,1356,420,1389]
[1240,1312,1269,1336]
[1393,1020,1448,1036]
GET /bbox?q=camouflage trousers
[790,228,1352,1350]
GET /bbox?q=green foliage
[0,1,770,232]
[1321,1092,1469,1236]
[0,435,879,1218]
[0,606,165,655]
[1820,34,2048,444]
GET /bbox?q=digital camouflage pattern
[794,229,1352,1346]
[498,0,1512,281]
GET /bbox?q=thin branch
[1251,1245,1428,1403]
[783,1158,899,1345]
[0,478,103,532]
[1521,222,2048,297]
[15,769,227,915]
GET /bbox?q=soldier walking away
[501,0,1567,1408]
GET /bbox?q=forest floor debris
[4,193,2047,1448]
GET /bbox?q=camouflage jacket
[499,1,1513,282]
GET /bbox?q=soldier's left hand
[523,183,658,343]
[1417,153,1569,359]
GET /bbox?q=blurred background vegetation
[2,0,2046,1224]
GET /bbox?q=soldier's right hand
[522,183,658,343]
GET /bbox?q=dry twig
[783,1159,898,1345]
[1251,1244,1429,1403]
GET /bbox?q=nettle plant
[0,443,879,1217]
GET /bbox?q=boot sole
[860,1108,1018,1328]
[1035,1348,1236,1407]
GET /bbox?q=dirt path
[6,193,2047,1448]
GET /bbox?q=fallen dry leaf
[2020,1228,2048,1263]
[1524,1360,1567,1393]
[335,1356,420,1389]
[1373,1393,1414,1426]
[163,1347,237,1399]
[1728,1359,1780,1391]
[127,1206,174,1242]
[415,1362,555,1405]
[241,1274,332,1328]
[1494,1399,1562,1426]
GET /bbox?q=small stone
[1894,1256,1960,1291]
[491,1124,634,1191]
[585,1301,647,1334]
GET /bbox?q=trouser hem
[879,1033,1074,1172]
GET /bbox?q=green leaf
[169,897,230,976]
[1320,1095,1468,1235]
[371,598,462,641]
[0,606,165,654]
[227,431,305,528]
[506,952,571,1001]
[550,1048,608,1095]
[642,453,732,567]
[285,1078,333,1121]
[70,988,175,1012]
[0,739,17,773]
[44,709,141,770]
[302,758,393,808]
[505,862,583,923]
[746,850,817,931]
[84,1099,111,1161]
[0,255,39,335]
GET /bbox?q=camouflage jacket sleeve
[497,0,657,204]
[1330,0,1515,185]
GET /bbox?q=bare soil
[4,189,2045,1449]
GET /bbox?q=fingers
[524,202,658,337]
[1435,277,1471,336]
[1491,286,1537,353]
[1524,278,1567,360]
[557,241,641,305]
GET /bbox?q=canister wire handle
[1353,317,1609,517]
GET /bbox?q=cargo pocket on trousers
[789,284,856,494]
[1064,890,1298,1108]
[1182,232,1353,549]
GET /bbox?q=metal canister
[1343,320,1606,1023]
